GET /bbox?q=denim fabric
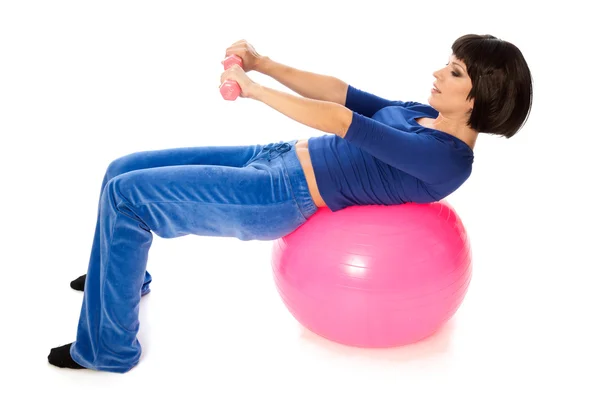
[69,139,317,373]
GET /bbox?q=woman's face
[429,54,474,117]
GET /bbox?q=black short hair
[452,34,533,138]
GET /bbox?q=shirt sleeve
[344,85,418,117]
[343,111,460,184]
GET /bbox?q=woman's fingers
[225,40,247,56]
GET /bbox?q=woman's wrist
[248,83,264,101]
[254,55,272,75]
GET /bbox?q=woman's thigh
[106,143,264,181]
[110,159,308,241]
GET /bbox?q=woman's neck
[427,117,478,150]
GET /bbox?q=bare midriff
[294,139,327,208]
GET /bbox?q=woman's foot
[69,274,87,291]
[48,343,86,370]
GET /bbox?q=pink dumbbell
[220,55,243,101]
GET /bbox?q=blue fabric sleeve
[344,85,416,117]
[343,111,457,184]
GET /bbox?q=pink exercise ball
[271,200,472,348]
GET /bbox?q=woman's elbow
[335,107,353,138]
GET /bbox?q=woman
[48,33,533,372]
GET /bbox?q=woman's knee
[105,152,144,181]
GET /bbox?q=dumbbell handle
[220,55,243,101]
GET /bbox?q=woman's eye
[445,63,459,76]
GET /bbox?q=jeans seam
[95,195,121,366]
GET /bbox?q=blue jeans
[69,139,318,373]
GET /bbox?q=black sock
[48,343,86,370]
[70,274,86,291]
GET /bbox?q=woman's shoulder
[404,101,439,117]
[376,101,439,122]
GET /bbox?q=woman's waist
[294,139,326,208]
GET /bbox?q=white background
[1,0,598,396]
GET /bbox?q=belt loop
[259,142,292,162]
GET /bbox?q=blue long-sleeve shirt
[307,85,474,212]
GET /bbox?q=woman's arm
[220,63,351,136]
[249,84,352,138]
[256,56,349,106]
[256,57,415,117]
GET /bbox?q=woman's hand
[223,40,264,72]
[220,64,260,99]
